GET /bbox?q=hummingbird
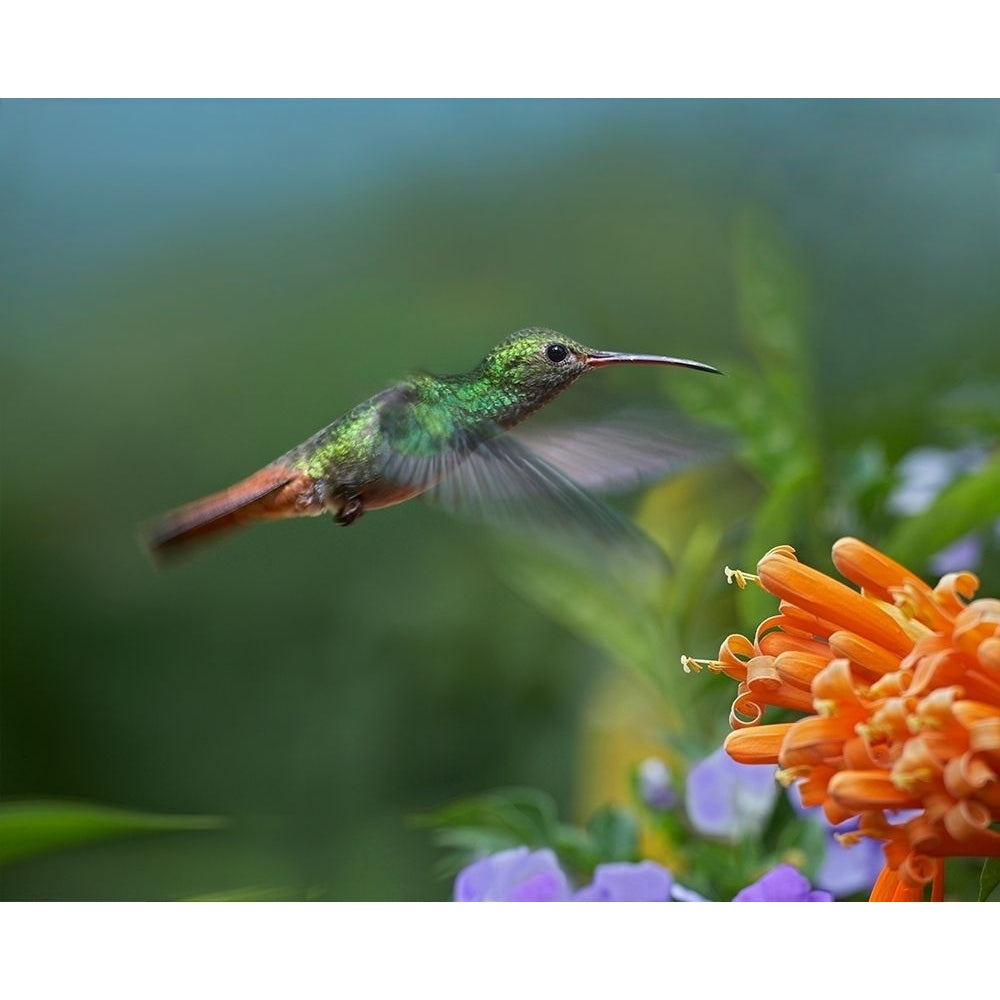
[144,328,720,560]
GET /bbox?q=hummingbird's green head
[477,328,721,421]
[479,328,592,396]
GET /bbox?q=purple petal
[686,746,778,839]
[887,448,959,515]
[637,757,678,811]
[733,864,832,902]
[815,833,884,897]
[929,533,983,575]
[573,861,673,902]
[454,847,571,902]
[887,446,986,516]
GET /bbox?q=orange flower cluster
[686,538,1000,901]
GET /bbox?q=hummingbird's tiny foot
[334,496,364,526]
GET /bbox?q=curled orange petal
[943,752,996,799]
[735,657,816,714]
[731,687,765,728]
[933,572,981,614]
[745,655,780,687]
[943,799,993,840]
[952,599,1000,659]
[897,851,937,890]
[716,633,755,681]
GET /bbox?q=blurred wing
[379,415,662,561]
[430,433,655,551]
[513,410,726,493]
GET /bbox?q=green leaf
[884,454,1000,570]
[184,884,299,902]
[585,807,639,863]
[0,799,223,867]
[980,858,1000,902]
[417,787,633,881]
[414,787,563,850]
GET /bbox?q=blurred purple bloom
[574,861,673,902]
[732,864,832,902]
[637,756,678,811]
[814,826,884,897]
[454,846,571,902]
[887,445,996,574]
[686,746,778,839]
[887,446,985,516]
[929,532,984,575]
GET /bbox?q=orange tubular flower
[690,538,1000,901]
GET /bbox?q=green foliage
[980,859,1000,902]
[184,885,303,901]
[415,788,639,882]
[0,799,221,868]
[585,807,640,864]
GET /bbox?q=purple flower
[574,861,673,902]
[887,446,986,516]
[637,756,678,811]
[685,746,779,839]
[814,826,885,897]
[887,445,997,574]
[454,847,571,902]
[732,864,832,902]
[929,532,984,575]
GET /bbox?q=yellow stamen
[680,655,724,674]
[725,566,759,590]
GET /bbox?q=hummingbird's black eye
[545,343,570,364]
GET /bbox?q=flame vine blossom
[683,537,1000,901]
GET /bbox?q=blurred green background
[2,100,999,900]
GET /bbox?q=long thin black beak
[585,351,722,375]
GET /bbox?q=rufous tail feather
[144,466,316,560]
